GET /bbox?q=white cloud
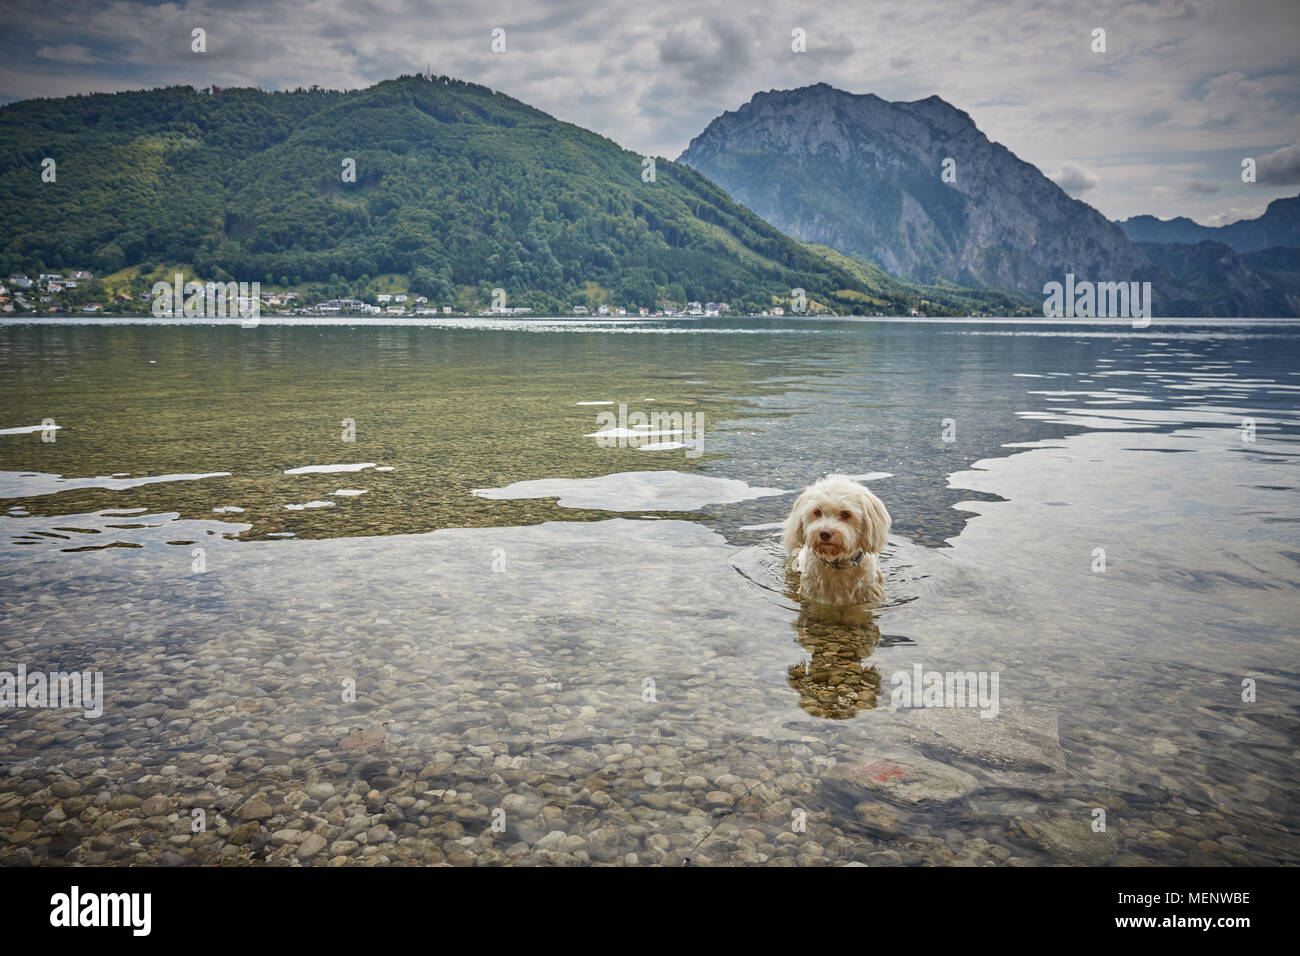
[1049,161,1101,196]
[1205,204,1268,227]
[1257,142,1300,185]
[35,44,97,63]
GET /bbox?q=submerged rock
[1025,814,1120,865]
[237,796,273,821]
[227,821,259,846]
[828,754,980,805]
[297,833,328,860]
[901,707,1066,774]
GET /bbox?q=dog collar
[815,550,866,570]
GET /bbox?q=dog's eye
[812,508,822,517]
[840,511,852,521]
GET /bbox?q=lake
[1,315,1298,866]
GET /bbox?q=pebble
[238,797,273,821]
[297,834,328,859]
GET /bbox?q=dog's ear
[781,489,811,554]
[855,485,891,554]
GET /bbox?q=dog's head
[781,475,891,561]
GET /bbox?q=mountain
[678,84,1163,294]
[0,76,1013,315]
[1117,195,1300,254]
[1136,241,1300,317]
[1241,245,1300,278]
[678,83,1296,316]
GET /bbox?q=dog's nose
[818,530,832,541]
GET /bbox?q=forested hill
[0,75,1010,315]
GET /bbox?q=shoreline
[3,314,1300,327]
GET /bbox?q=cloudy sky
[2,0,1297,225]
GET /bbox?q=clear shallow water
[0,317,1297,866]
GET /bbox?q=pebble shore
[2,518,1295,866]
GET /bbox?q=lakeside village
[2,272,907,319]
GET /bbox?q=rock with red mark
[829,753,980,805]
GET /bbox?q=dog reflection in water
[786,603,884,720]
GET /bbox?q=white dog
[782,475,891,606]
